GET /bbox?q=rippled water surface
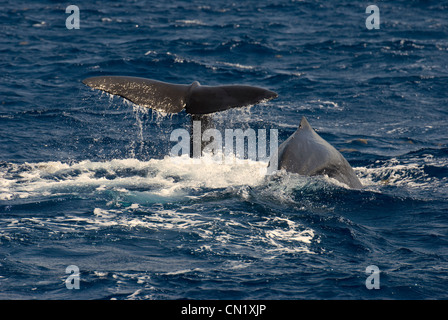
[1,0,447,299]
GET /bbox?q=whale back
[277,117,362,189]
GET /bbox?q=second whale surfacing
[275,116,363,189]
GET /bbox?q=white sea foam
[219,61,255,70]
[246,216,318,256]
[0,156,268,202]
[175,19,206,26]
[354,155,447,190]
[2,151,443,204]
[3,154,441,257]
[0,156,320,255]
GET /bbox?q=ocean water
[1,0,447,300]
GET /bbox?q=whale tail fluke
[82,76,277,115]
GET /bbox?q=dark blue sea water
[1,0,447,300]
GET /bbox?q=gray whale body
[276,116,363,189]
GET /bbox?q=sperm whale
[83,76,361,188]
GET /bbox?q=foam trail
[0,157,269,203]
